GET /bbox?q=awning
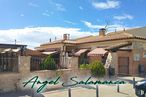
[42,51,58,55]
[4,48,11,52]
[1,48,20,53]
[12,48,20,52]
[88,48,107,56]
[74,49,88,56]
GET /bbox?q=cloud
[81,20,105,29]
[79,6,83,10]
[113,14,134,20]
[28,2,39,7]
[42,13,50,17]
[42,10,54,17]
[20,14,24,17]
[81,20,136,32]
[55,3,66,11]
[92,0,120,9]
[0,27,95,48]
[49,1,66,12]
[64,20,76,25]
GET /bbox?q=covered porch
[105,42,133,76]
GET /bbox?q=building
[36,27,146,76]
[0,43,49,72]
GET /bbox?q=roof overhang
[105,42,132,52]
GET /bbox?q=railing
[30,57,43,71]
[30,57,60,71]
[0,57,18,72]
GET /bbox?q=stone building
[36,26,146,76]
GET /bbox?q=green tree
[90,61,105,77]
[41,55,57,70]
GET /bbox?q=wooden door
[118,57,129,75]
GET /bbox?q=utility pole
[15,39,16,44]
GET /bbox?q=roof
[41,39,64,46]
[0,43,27,48]
[105,42,132,51]
[37,27,146,49]
[77,32,134,44]
[0,48,46,57]
[108,26,146,38]
[74,27,146,44]
[25,49,45,56]
[40,39,76,46]
[74,36,97,43]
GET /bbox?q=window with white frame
[134,53,140,61]
[143,52,146,58]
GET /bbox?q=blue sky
[0,0,146,48]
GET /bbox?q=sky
[0,0,146,48]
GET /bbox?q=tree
[41,55,57,70]
[90,61,105,77]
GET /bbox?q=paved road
[42,84,137,97]
[42,76,145,97]
[0,76,144,97]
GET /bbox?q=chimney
[49,38,51,42]
[63,34,70,40]
[99,28,106,37]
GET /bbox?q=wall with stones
[0,56,91,93]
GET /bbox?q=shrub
[41,55,57,70]
[90,61,105,77]
[80,64,91,69]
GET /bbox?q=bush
[80,64,91,69]
[41,55,57,70]
[90,61,105,77]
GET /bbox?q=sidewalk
[42,76,146,97]
[42,84,137,97]
[0,76,144,97]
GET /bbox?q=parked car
[135,81,146,97]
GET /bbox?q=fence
[30,56,43,71]
[30,57,60,71]
[0,53,18,72]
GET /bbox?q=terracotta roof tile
[75,32,134,44]
[37,27,146,49]
[41,39,64,46]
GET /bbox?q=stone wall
[0,73,20,92]
[0,56,91,93]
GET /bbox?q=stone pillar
[60,45,66,68]
[18,56,31,75]
[111,52,118,76]
[16,56,31,91]
[68,57,78,69]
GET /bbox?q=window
[134,53,140,61]
[143,52,146,58]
